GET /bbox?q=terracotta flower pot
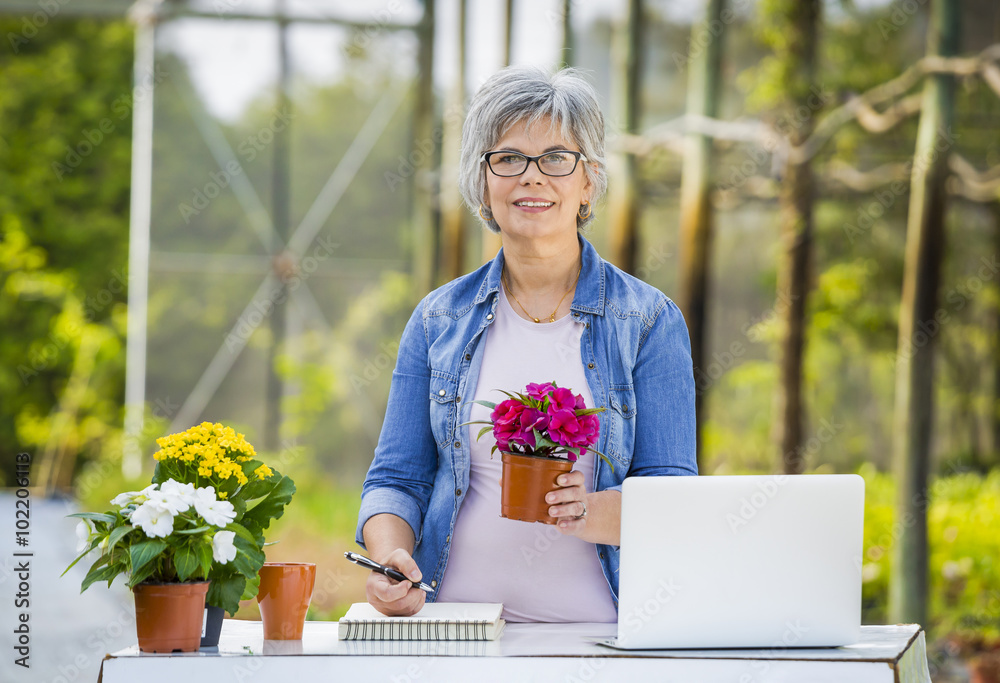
[257,562,316,640]
[500,452,574,524]
[133,581,210,653]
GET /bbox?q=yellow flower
[254,464,273,479]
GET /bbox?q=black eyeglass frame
[480,150,588,177]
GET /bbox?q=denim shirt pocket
[429,371,459,448]
[606,384,637,470]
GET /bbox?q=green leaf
[206,572,246,616]
[230,535,266,579]
[129,540,168,575]
[476,425,492,441]
[469,399,497,410]
[127,560,160,588]
[197,540,214,577]
[174,545,199,582]
[237,477,273,501]
[240,475,296,536]
[62,535,104,577]
[67,512,115,524]
[576,407,606,416]
[173,524,212,535]
[80,556,116,592]
[225,522,259,545]
[105,525,134,553]
[241,572,261,601]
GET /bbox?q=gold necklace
[502,264,582,323]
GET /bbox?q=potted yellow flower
[152,422,295,644]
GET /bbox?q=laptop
[603,474,864,650]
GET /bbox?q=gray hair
[459,66,607,233]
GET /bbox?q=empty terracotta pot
[256,562,316,640]
[133,581,210,653]
[500,452,574,524]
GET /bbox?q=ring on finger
[573,499,588,520]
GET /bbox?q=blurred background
[1,0,999,681]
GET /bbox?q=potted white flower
[64,478,263,653]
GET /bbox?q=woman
[356,66,696,621]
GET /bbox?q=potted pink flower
[468,382,608,524]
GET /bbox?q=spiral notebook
[337,602,505,641]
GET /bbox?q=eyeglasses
[481,150,587,177]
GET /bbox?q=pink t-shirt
[436,286,618,623]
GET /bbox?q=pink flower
[525,382,556,401]
[492,399,527,451]
[548,386,578,412]
[516,408,550,449]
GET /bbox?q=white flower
[130,501,176,538]
[146,481,193,515]
[192,486,236,527]
[111,483,157,508]
[75,520,94,552]
[211,530,237,564]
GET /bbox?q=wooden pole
[608,0,642,274]
[412,0,437,293]
[677,0,727,469]
[439,0,468,283]
[889,0,960,626]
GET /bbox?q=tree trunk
[771,0,820,475]
[439,0,468,284]
[889,0,959,627]
[608,0,642,274]
[561,0,573,69]
[412,0,437,293]
[992,203,1000,465]
[678,0,727,470]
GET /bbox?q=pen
[344,551,435,593]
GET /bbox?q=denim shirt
[356,235,697,605]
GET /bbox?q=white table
[99,620,932,682]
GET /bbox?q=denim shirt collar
[474,234,606,316]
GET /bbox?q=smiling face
[482,116,592,245]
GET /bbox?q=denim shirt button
[465,353,471,361]
[454,441,461,448]
[587,362,595,369]
[431,580,438,588]
[486,314,494,321]
[455,488,462,496]
[438,389,446,397]
[446,535,450,543]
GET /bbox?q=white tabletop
[100,620,932,683]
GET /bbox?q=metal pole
[123,11,156,477]
[266,4,291,451]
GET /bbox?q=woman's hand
[365,548,427,617]
[547,471,589,536]
[546,472,622,545]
